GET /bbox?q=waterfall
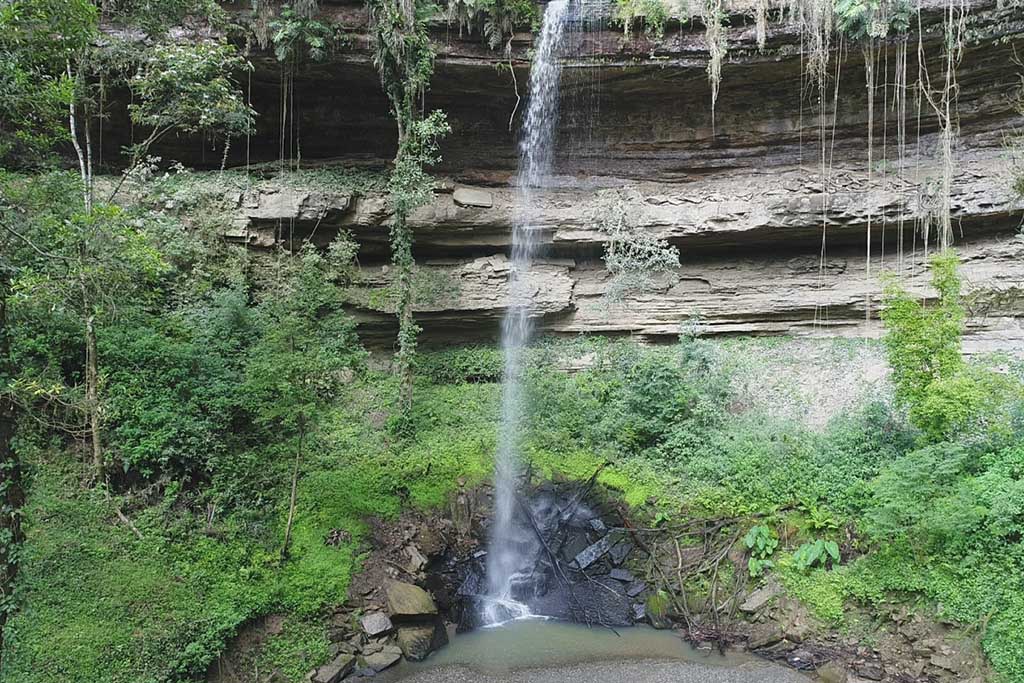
[483,0,572,626]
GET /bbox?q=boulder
[747,622,784,649]
[360,612,393,637]
[625,580,647,597]
[397,621,448,661]
[363,645,403,672]
[386,581,438,618]
[311,654,355,683]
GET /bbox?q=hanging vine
[370,0,450,418]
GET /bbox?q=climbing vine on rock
[370,0,450,419]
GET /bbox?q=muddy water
[377,620,812,682]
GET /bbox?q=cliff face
[165,0,1024,350]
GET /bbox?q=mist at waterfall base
[481,0,572,627]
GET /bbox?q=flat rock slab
[740,581,783,613]
[609,540,633,566]
[452,187,494,208]
[361,612,394,637]
[364,645,403,672]
[573,537,611,569]
[312,654,355,683]
[608,569,634,582]
[387,581,438,618]
[625,580,647,598]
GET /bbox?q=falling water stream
[483,0,573,626]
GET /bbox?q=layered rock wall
[173,0,1024,351]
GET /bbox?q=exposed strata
[217,148,1024,351]
[140,0,1024,351]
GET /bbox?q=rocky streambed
[208,473,992,683]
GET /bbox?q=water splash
[482,0,572,626]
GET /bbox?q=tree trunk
[67,61,92,214]
[85,314,102,484]
[281,418,304,560]
[0,270,25,666]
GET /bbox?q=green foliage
[882,252,1024,442]
[415,346,504,384]
[597,194,679,301]
[881,251,965,416]
[271,5,344,63]
[0,0,96,166]
[834,0,912,40]
[743,524,778,577]
[445,0,539,50]
[128,42,255,146]
[615,0,672,39]
[792,538,841,571]
[244,243,364,436]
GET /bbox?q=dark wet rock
[572,536,612,569]
[626,581,647,598]
[360,612,393,637]
[632,603,646,621]
[561,534,592,564]
[363,645,403,672]
[455,570,483,598]
[529,576,634,626]
[386,582,438,618]
[397,621,448,661]
[608,540,633,566]
[854,662,884,680]
[785,648,817,671]
[608,568,634,582]
[312,654,356,683]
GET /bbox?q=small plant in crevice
[744,524,779,577]
[596,193,680,302]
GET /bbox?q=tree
[243,240,363,559]
[881,251,1024,441]
[0,232,25,670]
[3,173,165,483]
[370,0,450,418]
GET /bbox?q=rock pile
[440,479,653,630]
[308,581,448,682]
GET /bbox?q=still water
[377,620,812,682]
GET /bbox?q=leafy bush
[743,524,778,577]
[415,346,504,384]
[792,538,841,571]
[615,0,673,39]
[881,251,1024,442]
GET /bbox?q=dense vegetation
[2,1,1023,682]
